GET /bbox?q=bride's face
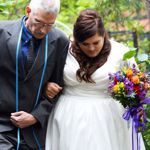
[78,33,104,58]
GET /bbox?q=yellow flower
[113,82,124,93]
[119,82,125,88]
[113,84,119,93]
[138,72,145,79]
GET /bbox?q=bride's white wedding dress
[46,40,145,150]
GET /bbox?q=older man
[0,0,69,149]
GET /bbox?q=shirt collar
[21,16,33,44]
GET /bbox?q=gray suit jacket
[0,18,69,149]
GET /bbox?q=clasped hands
[10,111,37,128]
[10,82,62,129]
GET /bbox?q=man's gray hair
[29,0,60,14]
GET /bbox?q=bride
[45,9,145,150]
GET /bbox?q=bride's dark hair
[70,9,111,83]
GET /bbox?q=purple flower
[114,71,125,82]
[124,78,134,93]
[137,89,147,100]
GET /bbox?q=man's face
[25,7,57,39]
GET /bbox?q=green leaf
[123,50,136,60]
[147,118,150,123]
[137,54,149,62]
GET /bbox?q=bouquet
[108,61,150,133]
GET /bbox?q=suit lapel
[6,21,57,81]
[24,33,55,81]
[7,19,26,79]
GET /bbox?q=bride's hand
[45,82,62,99]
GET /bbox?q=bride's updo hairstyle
[71,9,111,83]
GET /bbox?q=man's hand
[45,82,62,99]
[10,111,37,128]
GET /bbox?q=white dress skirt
[46,40,146,150]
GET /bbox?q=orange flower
[126,69,133,78]
[131,75,140,84]
[144,82,150,90]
